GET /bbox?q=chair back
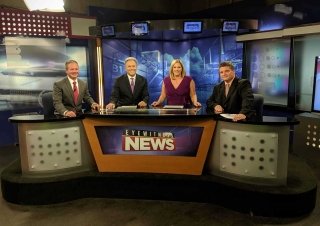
[253,93,264,120]
[41,91,55,116]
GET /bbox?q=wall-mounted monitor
[222,20,239,33]
[312,56,320,112]
[101,25,115,37]
[131,22,149,36]
[183,21,203,33]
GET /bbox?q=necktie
[73,81,79,104]
[130,78,135,93]
[225,83,230,97]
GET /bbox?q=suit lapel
[64,78,74,105]
[66,77,82,106]
[77,80,84,104]
[122,75,132,95]
[219,82,228,104]
[132,75,141,96]
[224,78,238,102]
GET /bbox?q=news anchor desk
[2,108,316,217]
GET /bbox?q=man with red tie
[53,60,100,117]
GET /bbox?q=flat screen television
[312,56,320,112]
[101,25,115,37]
[183,21,202,33]
[131,22,149,36]
[222,20,239,33]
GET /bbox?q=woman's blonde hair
[169,59,186,79]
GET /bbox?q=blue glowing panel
[258,15,285,32]
[312,56,320,112]
[102,34,243,105]
[102,40,163,103]
[221,35,244,76]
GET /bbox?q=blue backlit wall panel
[102,34,243,104]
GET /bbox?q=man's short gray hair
[125,57,138,65]
[65,59,78,70]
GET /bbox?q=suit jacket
[206,77,255,118]
[109,74,149,107]
[53,77,96,115]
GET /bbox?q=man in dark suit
[106,57,149,109]
[206,61,255,121]
[53,60,100,117]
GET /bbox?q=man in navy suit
[206,61,255,121]
[53,60,100,117]
[106,57,149,109]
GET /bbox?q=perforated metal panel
[219,129,278,178]
[25,127,81,171]
[0,8,70,37]
[294,114,320,153]
[305,124,320,150]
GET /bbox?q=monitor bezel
[222,20,240,33]
[131,22,149,36]
[101,24,116,37]
[183,21,203,34]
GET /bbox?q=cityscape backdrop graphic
[102,35,244,104]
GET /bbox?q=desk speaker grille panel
[219,129,278,178]
[305,124,320,150]
[25,127,81,171]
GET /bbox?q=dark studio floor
[0,144,319,226]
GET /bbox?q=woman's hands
[151,101,161,107]
[193,101,202,107]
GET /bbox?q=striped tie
[130,78,135,93]
[225,83,230,97]
[73,81,78,104]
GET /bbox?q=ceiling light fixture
[274,4,292,15]
[24,0,65,12]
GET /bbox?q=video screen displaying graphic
[0,37,89,111]
[312,56,320,112]
[246,38,291,106]
[102,34,243,105]
[183,21,202,33]
[3,37,66,78]
[95,126,203,156]
[101,25,115,37]
[222,21,239,33]
[131,22,149,36]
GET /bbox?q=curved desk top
[8,107,299,126]
[8,114,84,123]
[86,107,299,126]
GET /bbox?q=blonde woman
[152,59,201,107]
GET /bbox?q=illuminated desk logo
[122,129,175,151]
[95,126,203,156]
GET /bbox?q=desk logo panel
[95,126,203,156]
